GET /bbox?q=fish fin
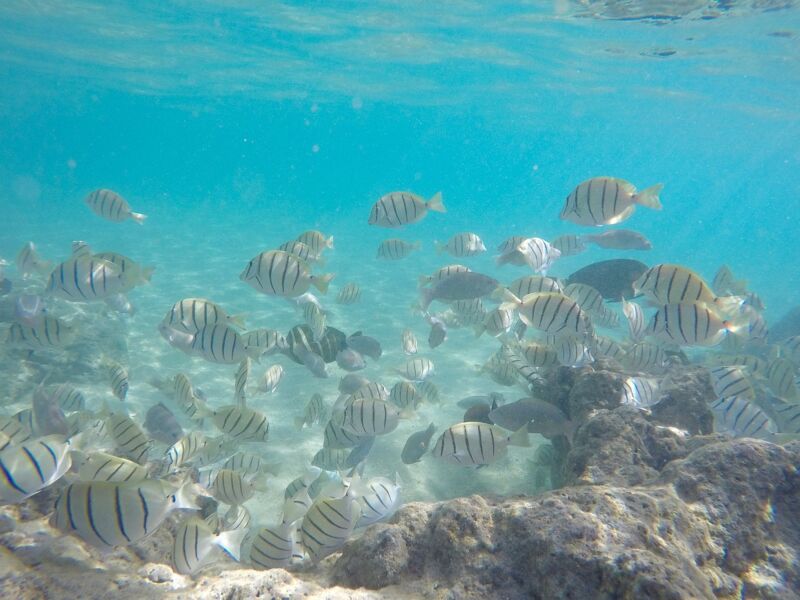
[174,480,204,510]
[634,183,663,210]
[427,192,446,213]
[129,211,147,224]
[605,205,636,225]
[228,313,247,329]
[216,527,248,562]
[326,236,335,249]
[507,425,531,448]
[139,265,155,284]
[312,273,335,294]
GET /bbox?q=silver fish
[84,189,147,224]
[560,177,662,226]
[368,191,445,227]
[582,229,652,250]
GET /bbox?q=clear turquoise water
[1,1,799,507]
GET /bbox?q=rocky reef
[2,368,798,599]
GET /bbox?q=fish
[344,436,376,469]
[16,242,53,278]
[376,239,421,260]
[222,452,279,478]
[419,264,471,287]
[550,234,587,257]
[0,417,32,447]
[515,237,561,274]
[474,307,515,338]
[284,324,346,364]
[296,230,334,255]
[436,232,486,257]
[173,515,245,574]
[489,398,575,439]
[84,189,147,224]
[45,255,126,302]
[300,491,362,562]
[416,381,441,404]
[107,412,153,464]
[346,332,382,360]
[261,365,284,394]
[581,229,652,250]
[338,374,371,396]
[427,315,448,348]
[354,475,402,527]
[463,402,495,424]
[620,377,661,409]
[766,358,798,400]
[211,406,270,443]
[0,435,73,504]
[32,384,69,436]
[390,381,421,411]
[432,422,529,467]
[560,177,662,226]
[457,393,506,410]
[645,302,742,347]
[162,298,245,334]
[303,302,326,340]
[244,328,287,356]
[312,447,351,470]
[419,271,498,310]
[43,383,85,413]
[625,342,667,372]
[567,260,648,304]
[633,264,743,315]
[171,373,212,421]
[336,282,362,304]
[108,361,129,401]
[519,342,559,368]
[709,396,777,439]
[282,485,314,525]
[708,366,756,401]
[295,393,328,430]
[234,358,250,406]
[143,402,183,445]
[503,275,563,298]
[14,294,47,326]
[209,469,256,506]
[5,316,75,349]
[166,432,209,471]
[52,479,199,548]
[622,299,645,342]
[712,265,748,296]
[595,336,626,361]
[246,523,297,569]
[396,357,435,381]
[296,344,330,378]
[554,336,594,367]
[240,250,334,297]
[190,324,261,364]
[340,399,400,436]
[92,251,155,292]
[401,423,437,464]
[401,329,418,354]
[495,236,530,267]
[278,240,322,264]
[336,348,366,371]
[368,191,446,227]
[499,291,594,340]
[75,451,149,483]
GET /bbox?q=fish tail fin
[130,211,147,224]
[174,480,204,510]
[497,289,522,312]
[312,273,335,294]
[228,313,247,329]
[216,527,248,562]
[507,425,530,448]
[427,192,446,213]
[634,184,663,210]
[326,235,335,250]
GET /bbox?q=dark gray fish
[338,374,371,395]
[284,324,347,364]
[401,423,436,464]
[489,398,574,440]
[32,385,69,436]
[463,403,493,424]
[456,392,505,410]
[336,348,366,372]
[296,345,329,378]
[581,230,652,251]
[427,316,447,349]
[144,402,183,445]
[420,271,498,310]
[344,436,375,468]
[346,332,382,360]
[566,259,648,301]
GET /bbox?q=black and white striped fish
[222,452,276,478]
[708,366,755,401]
[172,373,211,421]
[646,302,740,347]
[16,241,53,278]
[432,422,529,467]
[354,474,402,528]
[243,328,287,356]
[296,230,334,255]
[234,358,250,406]
[189,324,259,364]
[419,264,471,287]
[282,486,314,525]
[311,447,350,470]
[84,189,147,224]
[564,283,606,317]
[551,234,587,257]
[108,362,129,401]
[620,377,661,409]
[494,236,530,267]
[436,232,486,257]
[211,405,270,442]
[323,417,368,449]
[633,264,742,316]
[278,240,320,263]
[560,177,662,226]
[173,515,245,574]
[166,431,208,471]
[209,469,255,506]
[303,302,326,340]
[295,393,327,430]
[554,336,594,367]
[91,250,154,292]
[52,479,198,548]
[396,357,435,382]
[474,307,515,338]
[246,523,297,569]
[376,238,421,260]
[162,298,245,334]
[709,396,777,439]
[389,382,421,411]
[5,316,75,349]
[622,299,645,342]
[624,342,667,372]
[500,291,594,340]
[368,191,446,228]
[595,336,626,361]
[75,451,149,483]
[44,383,85,413]
[401,329,418,355]
[417,381,440,403]
[46,255,125,301]
[107,412,152,464]
[504,275,563,298]
[766,358,798,400]
[519,341,560,368]
[0,417,32,447]
[336,282,361,304]
[515,237,561,274]
[300,492,362,562]
[340,399,400,436]
[0,435,72,504]
[241,250,334,297]
[261,364,284,394]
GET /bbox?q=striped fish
[244,328,287,356]
[222,504,252,531]
[300,493,362,562]
[708,353,768,377]
[480,352,522,386]
[501,291,594,340]
[246,523,297,569]
[396,357,435,382]
[390,382,421,411]
[45,255,125,301]
[646,302,738,347]
[376,239,420,260]
[84,189,146,224]
[0,435,72,504]
[708,366,755,401]
[222,452,274,478]
[419,264,471,287]
[514,237,560,274]
[16,241,53,278]
[241,250,334,297]
[742,306,768,342]
[166,431,208,471]
[452,298,486,318]
[234,358,250,406]
[0,417,33,447]
[75,451,148,483]
[5,316,75,349]
[173,515,244,574]
[368,191,445,227]
[554,336,594,367]
[769,399,800,434]
[474,307,515,338]
[190,324,258,364]
[108,362,129,401]
[622,299,645,342]
[712,265,748,296]
[595,336,626,361]
[173,373,211,420]
[278,240,320,263]
[348,381,391,404]
[560,177,662,226]
[624,342,667,372]
[781,336,800,365]
[296,230,334,255]
[340,399,400,436]
[594,308,620,329]
[432,422,529,467]
[519,341,560,368]
[311,447,350,470]
[621,377,661,409]
[633,264,742,315]
[767,358,798,400]
[504,275,563,299]
[401,329,418,355]
[162,298,245,334]
[44,383,85,413]
[295,393,327,430]
[354,475,402,528]
[107,413,152,464]
[261,365,284,394]
[303,302,326,340]
[336,282,362,305]
[0,432,10,452]
[52,479,198,548]
[282,487,313,525]
[564,283,606,316]
[211,405,270,443]
[417,381,440,403]
[436,232,486,257]
[323,418,368,449]
[494,236,530,267]
[710,396,777,439]
[209,469,255,506]
[551,234,587,257]
[92,251,153,292]
[284,467,323,500]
